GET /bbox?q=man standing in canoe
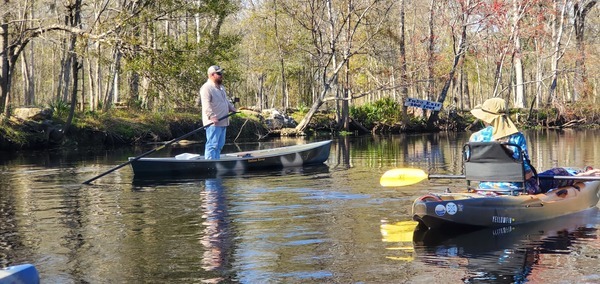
[198,65,237,159]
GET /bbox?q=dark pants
[526,168,576,194]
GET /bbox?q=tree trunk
[0,7,11,116]
[258,74,265,110]
[340,0,353,131]
[0,31,21,116]
[23,4,35,106]
[426,0,435,114]
[547,0,568,105]
[573,0,596,101]
[341,59,350,131]
[426,0,469,129]
[462,66,470,110]
[512,0,525,108]
[63,53,81,134]
[62,0,83,135]
[1,1,32,116]
[20,50,33,105]
[273,0,288,111]
[58,32,72,102]
[398,0,409,126]
[288,0,393,132]
[103,46,122,111]
[295,89,328,133]
[129,26,141,108]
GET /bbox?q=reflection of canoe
[412,181,600,229]
[412,208,599,282]
[0,264,39,284]
[129,140,331,177]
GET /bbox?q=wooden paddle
[82,112,237,185]
[380,168,600,187]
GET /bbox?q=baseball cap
[207,65,224,76]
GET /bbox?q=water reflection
[2,131,600,282]
[380,220,419,262]
[331,136,351,170]
[200,178,232,281]
[411,208,599,283]
[0,183,22,267]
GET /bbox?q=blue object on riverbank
[0,264,39,284]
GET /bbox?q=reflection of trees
[333,136,351,169]
[60,189,86,282]
[0,168,85,284]
[525,129,600,170]
[0,182,21,267]
[201,178,232,275]
[331,133,467,174]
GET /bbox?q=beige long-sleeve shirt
[199,80,235,126]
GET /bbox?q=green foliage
[289,106,314,125]
[121,33,242,112]
[297,104,309,114]
[0,122,27,145]
[350,97,402,128]
[48,100,70,122]
[233,111,262,123]
[112,0,241,113]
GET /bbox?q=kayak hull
[412,181,600,229]
[0,264,39,284]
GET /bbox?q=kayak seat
[463,142,526,195]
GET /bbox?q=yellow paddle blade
[380,168,429,187]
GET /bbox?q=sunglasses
[214,72,222,76]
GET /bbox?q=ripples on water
[1,131,600,283]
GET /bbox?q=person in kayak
[469,97,600,194]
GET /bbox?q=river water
[1,129,600,283]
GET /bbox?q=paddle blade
[380,168,429,187]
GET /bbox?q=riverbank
[0,108,319,150]
[1,105,599,151]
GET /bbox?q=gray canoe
[129,140,332,177]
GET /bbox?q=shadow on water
[411,208,600,283]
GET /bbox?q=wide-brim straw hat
[470,98,519,140]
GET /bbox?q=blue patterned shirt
[469,126,532,190]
